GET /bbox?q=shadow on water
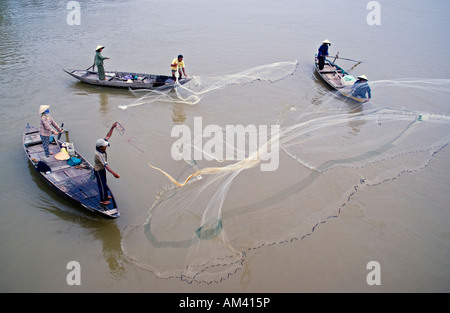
[66,80,137,97]
[26,162,127,279]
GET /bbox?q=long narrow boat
[24,124,119,219]
[314,55,367,103]
[64,69,190,90]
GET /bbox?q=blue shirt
[351,80,371,99]
[318,44,329,57]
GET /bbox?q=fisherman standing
[94,122,120,205]
[39,105,64,159]
[94,45,110,80]
[317,39,331,70]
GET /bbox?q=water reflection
[27,162,126,279]
[99,92,109,111]
[172,104,186,124]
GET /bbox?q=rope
[114,121,206,187]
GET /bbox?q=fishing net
[121,77,450,284]
[118,60,299,109]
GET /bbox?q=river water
[1,0,449,293]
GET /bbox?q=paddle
[330,54,363,63]
[86,55,96,71]
[55,123,64,151]
[346,61,362,73]
[56,123,67,143]
[326,52,363,73]
[56,123,70,143]
[333,52,339,63]
[54,123,74,160]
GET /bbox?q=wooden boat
[64,69,191,90]
[314,55,367,103]
[23,124,120,219]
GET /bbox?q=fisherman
[351,75,372,101]
[171,54,188,80]
[94,45,109,80]
[94,122,120,205]
[39,105,64,159]
[317,39,331,70]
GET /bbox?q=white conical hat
[323,39,331,44]
[358,74,368,80]
[54,148,70,160]
[39,105,50,114]
[95,45,105,51]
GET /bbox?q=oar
[56,123,64,150]
[87,55,96,71]
[330,55,363,63]
[333,52,339,63]
[346,61,362,73]
[64,126,70,143]
[340,57,363,62]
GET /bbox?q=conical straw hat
[357,74,368,80]
[39,105,50,114]
[54,148,70,160]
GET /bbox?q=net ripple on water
[121,76,450,284]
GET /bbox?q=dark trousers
[40,135,51,157]
[172,69,183,79]
[318,56,325,70]
[94,169,109,201]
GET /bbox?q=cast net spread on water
[121,76,450,284]
[118,60,299,109]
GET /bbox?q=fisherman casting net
[118,60,299,109]
[121,75,450,284]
